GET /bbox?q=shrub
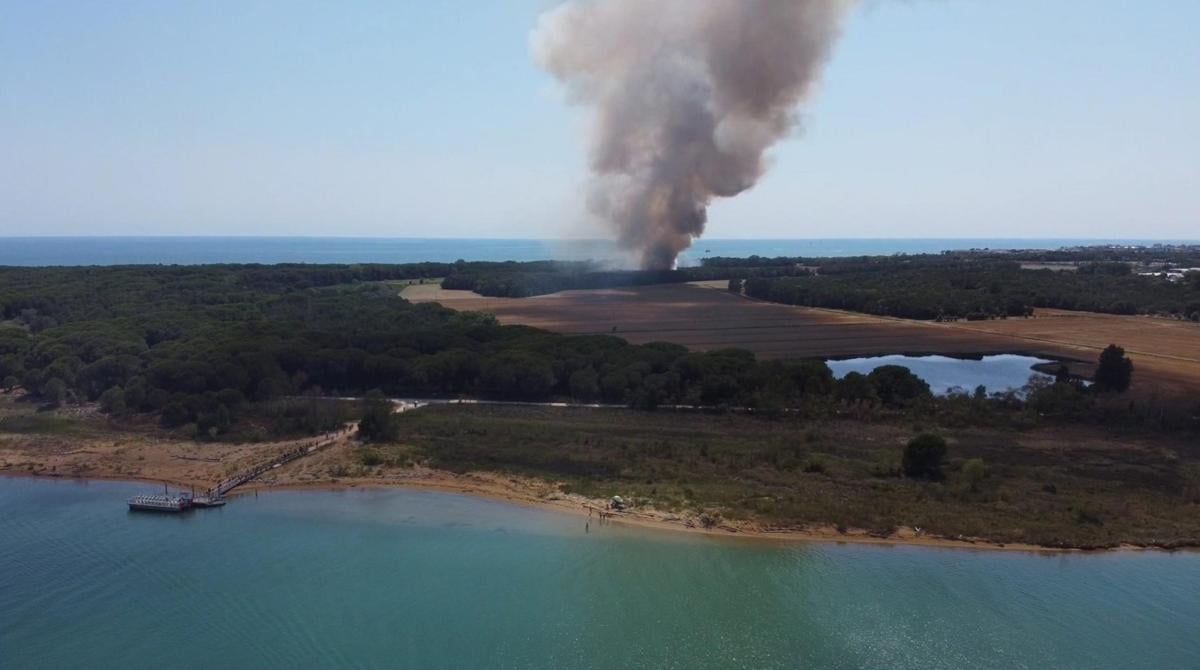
[902,433,947,480]
[359,448,385,467]
[961,458,988,491]
[1072,503,1104,526]
[802,456,828,474]
[358,391,400,443]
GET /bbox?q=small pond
[826,354,1054,395]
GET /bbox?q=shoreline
[5,469,1192,555]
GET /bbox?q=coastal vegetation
[373,403,1200,549]
[0,258,1197,549]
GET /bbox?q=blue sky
[2,0,1197,239]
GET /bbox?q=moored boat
[127,494,190,513]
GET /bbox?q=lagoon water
[2,477,1198,669]
[1,237,1194,267]
[828,354,1053,395]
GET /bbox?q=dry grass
[941,309,1200,398]
[0,395,349,487]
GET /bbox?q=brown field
[941,308,1200,398]
[404,282,1200,396]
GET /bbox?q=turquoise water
[2,477,1198,669]
[827,354,1053,395]
[0,237,1193,267]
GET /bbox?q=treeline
[442,265,809,298]
[0,264,926,439]
[706,245,1200,268]
[439,247,1200,305]
[742,258,1200,320]
[1,261,1194,441]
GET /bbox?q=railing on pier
[208,426,354,498]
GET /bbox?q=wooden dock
[209,425,354,498]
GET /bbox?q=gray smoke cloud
[533,0,856,269]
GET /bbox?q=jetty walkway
[210,425,355,498]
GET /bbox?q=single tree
[358,391,400,443]
[1094,344,1133,393]
[902,433,947,480]
[1053,365,1071,385]
[42,378,68,407]
[868,365,932,407]
[99,386,126,415]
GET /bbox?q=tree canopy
[1094,345,1134,393]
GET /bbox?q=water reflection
[827,354,1053,395]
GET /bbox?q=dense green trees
[741,255,1198,320]
[0,265,853,430]
[442,264,807,298]
[2,260,1191,437]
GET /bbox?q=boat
[127,494,191,513]
[191,493,226,508]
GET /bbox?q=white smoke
[533,0,856,269]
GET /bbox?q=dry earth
[0,402,348,490]
[403,282,1200,397]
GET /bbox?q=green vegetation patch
[0,413,93,436]
[384,404,1200,549]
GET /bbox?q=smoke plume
[533,0,855,269]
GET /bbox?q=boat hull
[127,494,190,512]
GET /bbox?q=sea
[1,477,1197,670]
[0,236,1195,267]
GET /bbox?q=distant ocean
[0,237,1195,267]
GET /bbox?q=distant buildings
[1137,268,1199,283]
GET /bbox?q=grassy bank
[379,404,1200,549]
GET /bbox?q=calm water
[828,354,1053,395]
[1,478,1197,669]
[0,237,1194,267]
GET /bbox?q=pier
[212,425,354,497]
[128,425,354,512]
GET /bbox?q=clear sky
[2,1,1197,240]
